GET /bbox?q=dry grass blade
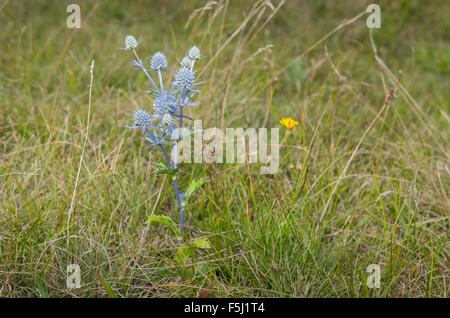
[67,60,95,250]
[318,88,398,226]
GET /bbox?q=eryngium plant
[122,35,204,233]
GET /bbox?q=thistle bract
[150,52,168,70]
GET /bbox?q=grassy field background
[0,0,448,297]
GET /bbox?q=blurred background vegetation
[0,0,448,297]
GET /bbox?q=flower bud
[180,56,193,69]
[124,35,139,50]
[150,52,168,70]
[188,46,201,60]
[174,67,194,88]
[133,110,151,127]
[162,113,173,126]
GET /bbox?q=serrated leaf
[173,238,213,265]
[152,161,179,176]
[145,214,180,236]
[184,178,207,202]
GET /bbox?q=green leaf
[174,243,194,265]
[191,238,212,249]
[173,238,212,265]
[145,214,180,236]
[152,161,179,176]
[184,178,207,202]
[195,263,216,275]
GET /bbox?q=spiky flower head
[188,46,201,60]
[150,52,168,70]
[153,92,176,116]
[180,56,193,69]
[134,110,152,127]
[124,35,139,50]
[174,67,195,88]
[162,113,173,126]
[153,96,166,115]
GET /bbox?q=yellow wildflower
[279,117,299,130]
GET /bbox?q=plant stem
[158,70,164,92]
[158,143,171,168]
[132,49,159,92]
[172,88,188,232]
[173,178,185,232]
[67,59,94,254]
[157,131,185,233]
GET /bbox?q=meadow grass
[0,0,448,297]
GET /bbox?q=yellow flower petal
[280,117,299,130]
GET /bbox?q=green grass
[0,0,448,297]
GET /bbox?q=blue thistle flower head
[126,110,153,135]
[162,113,173,126]
[134,110,152,127]
[188,46,201,60]
[174,67,195,89]
[180,56,193,69]
[124,35,140,50]
[153,92,177,116]
[150,52,168,71]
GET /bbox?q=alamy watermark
[366,264,381,289]
[66,4,81,29]
[66,3,382,30]
[171,121,280,174]
[366,4,381,29]
[67,264,81,289]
